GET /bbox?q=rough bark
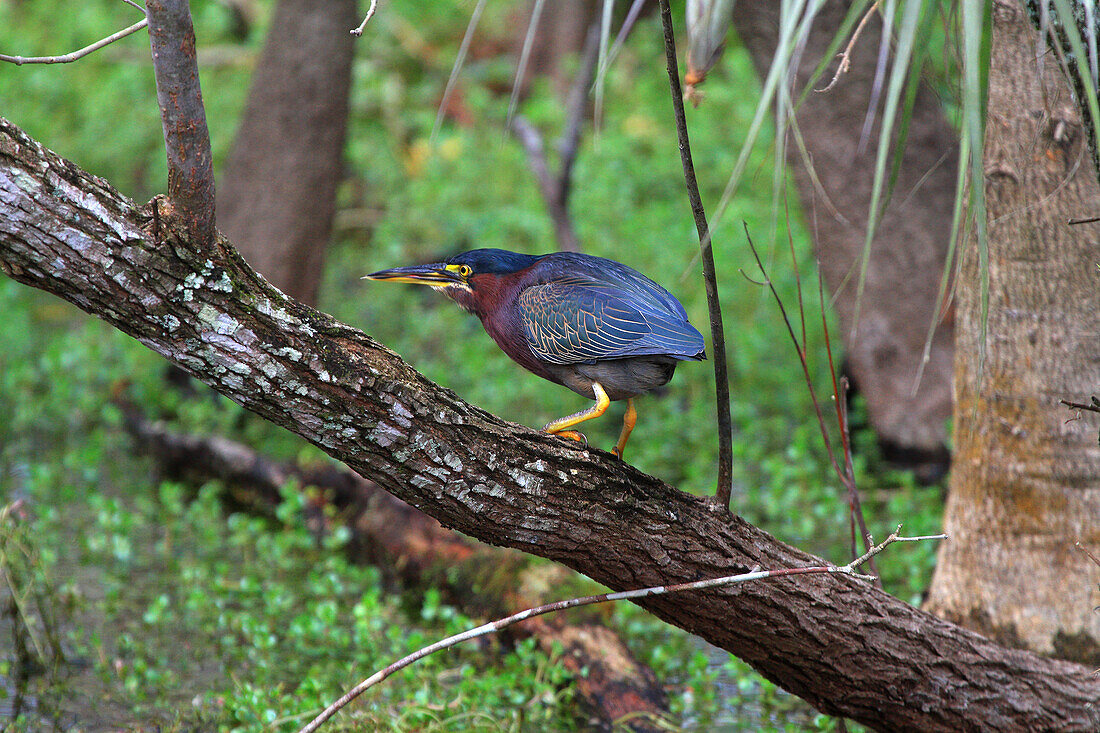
[117,403,670,731]
[923,3,1100,665]
[215,0,356,306]
[732,1,956,469]
[1,118,1099,731]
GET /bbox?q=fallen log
[116,397,670,731]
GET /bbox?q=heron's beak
[362,263,466,287]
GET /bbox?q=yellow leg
[612,398,637,459]
[544,382,610,445]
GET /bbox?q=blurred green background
[0,0,944,730]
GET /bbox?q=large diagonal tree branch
[1,118,1097,731]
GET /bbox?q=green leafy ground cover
[0,1,944,729]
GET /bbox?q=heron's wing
[518,277,703,365]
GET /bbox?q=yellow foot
[612,398,637,460]
[543,383,609,451]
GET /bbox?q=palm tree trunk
[924,2,1100,664]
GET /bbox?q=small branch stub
[350,0,379,36]
[817,1,881,93]
[1060,396,1100,444]
[146,0,216,248]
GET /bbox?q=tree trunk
[2,118,1098,732]
[732,1,956,471]
[923,3,1100,664]
[215,0,356,306]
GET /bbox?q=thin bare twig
[298,526,944,732]
[657,0,734,509]
[350,0,379,36]
[1068,215,1100,225]
[0,18,149,66]
[1061,396,1100,413]
[817,1,881,92]
[737,268,768,287]
[1061,396,1100,444]
[812,260,874,567]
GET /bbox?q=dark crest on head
[445,249,542,276]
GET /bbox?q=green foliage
[0,0,946,730]
[0,0,255,202]
[0,305,579,730]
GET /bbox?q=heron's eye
[459,265,473,277]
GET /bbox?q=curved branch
[304,532,919,733]
[0,18,149,66]
[0,118,1097,731]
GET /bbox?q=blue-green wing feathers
[518,272,705,365]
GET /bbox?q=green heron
[365,249,705,458]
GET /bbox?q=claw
[554,429,588,448]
